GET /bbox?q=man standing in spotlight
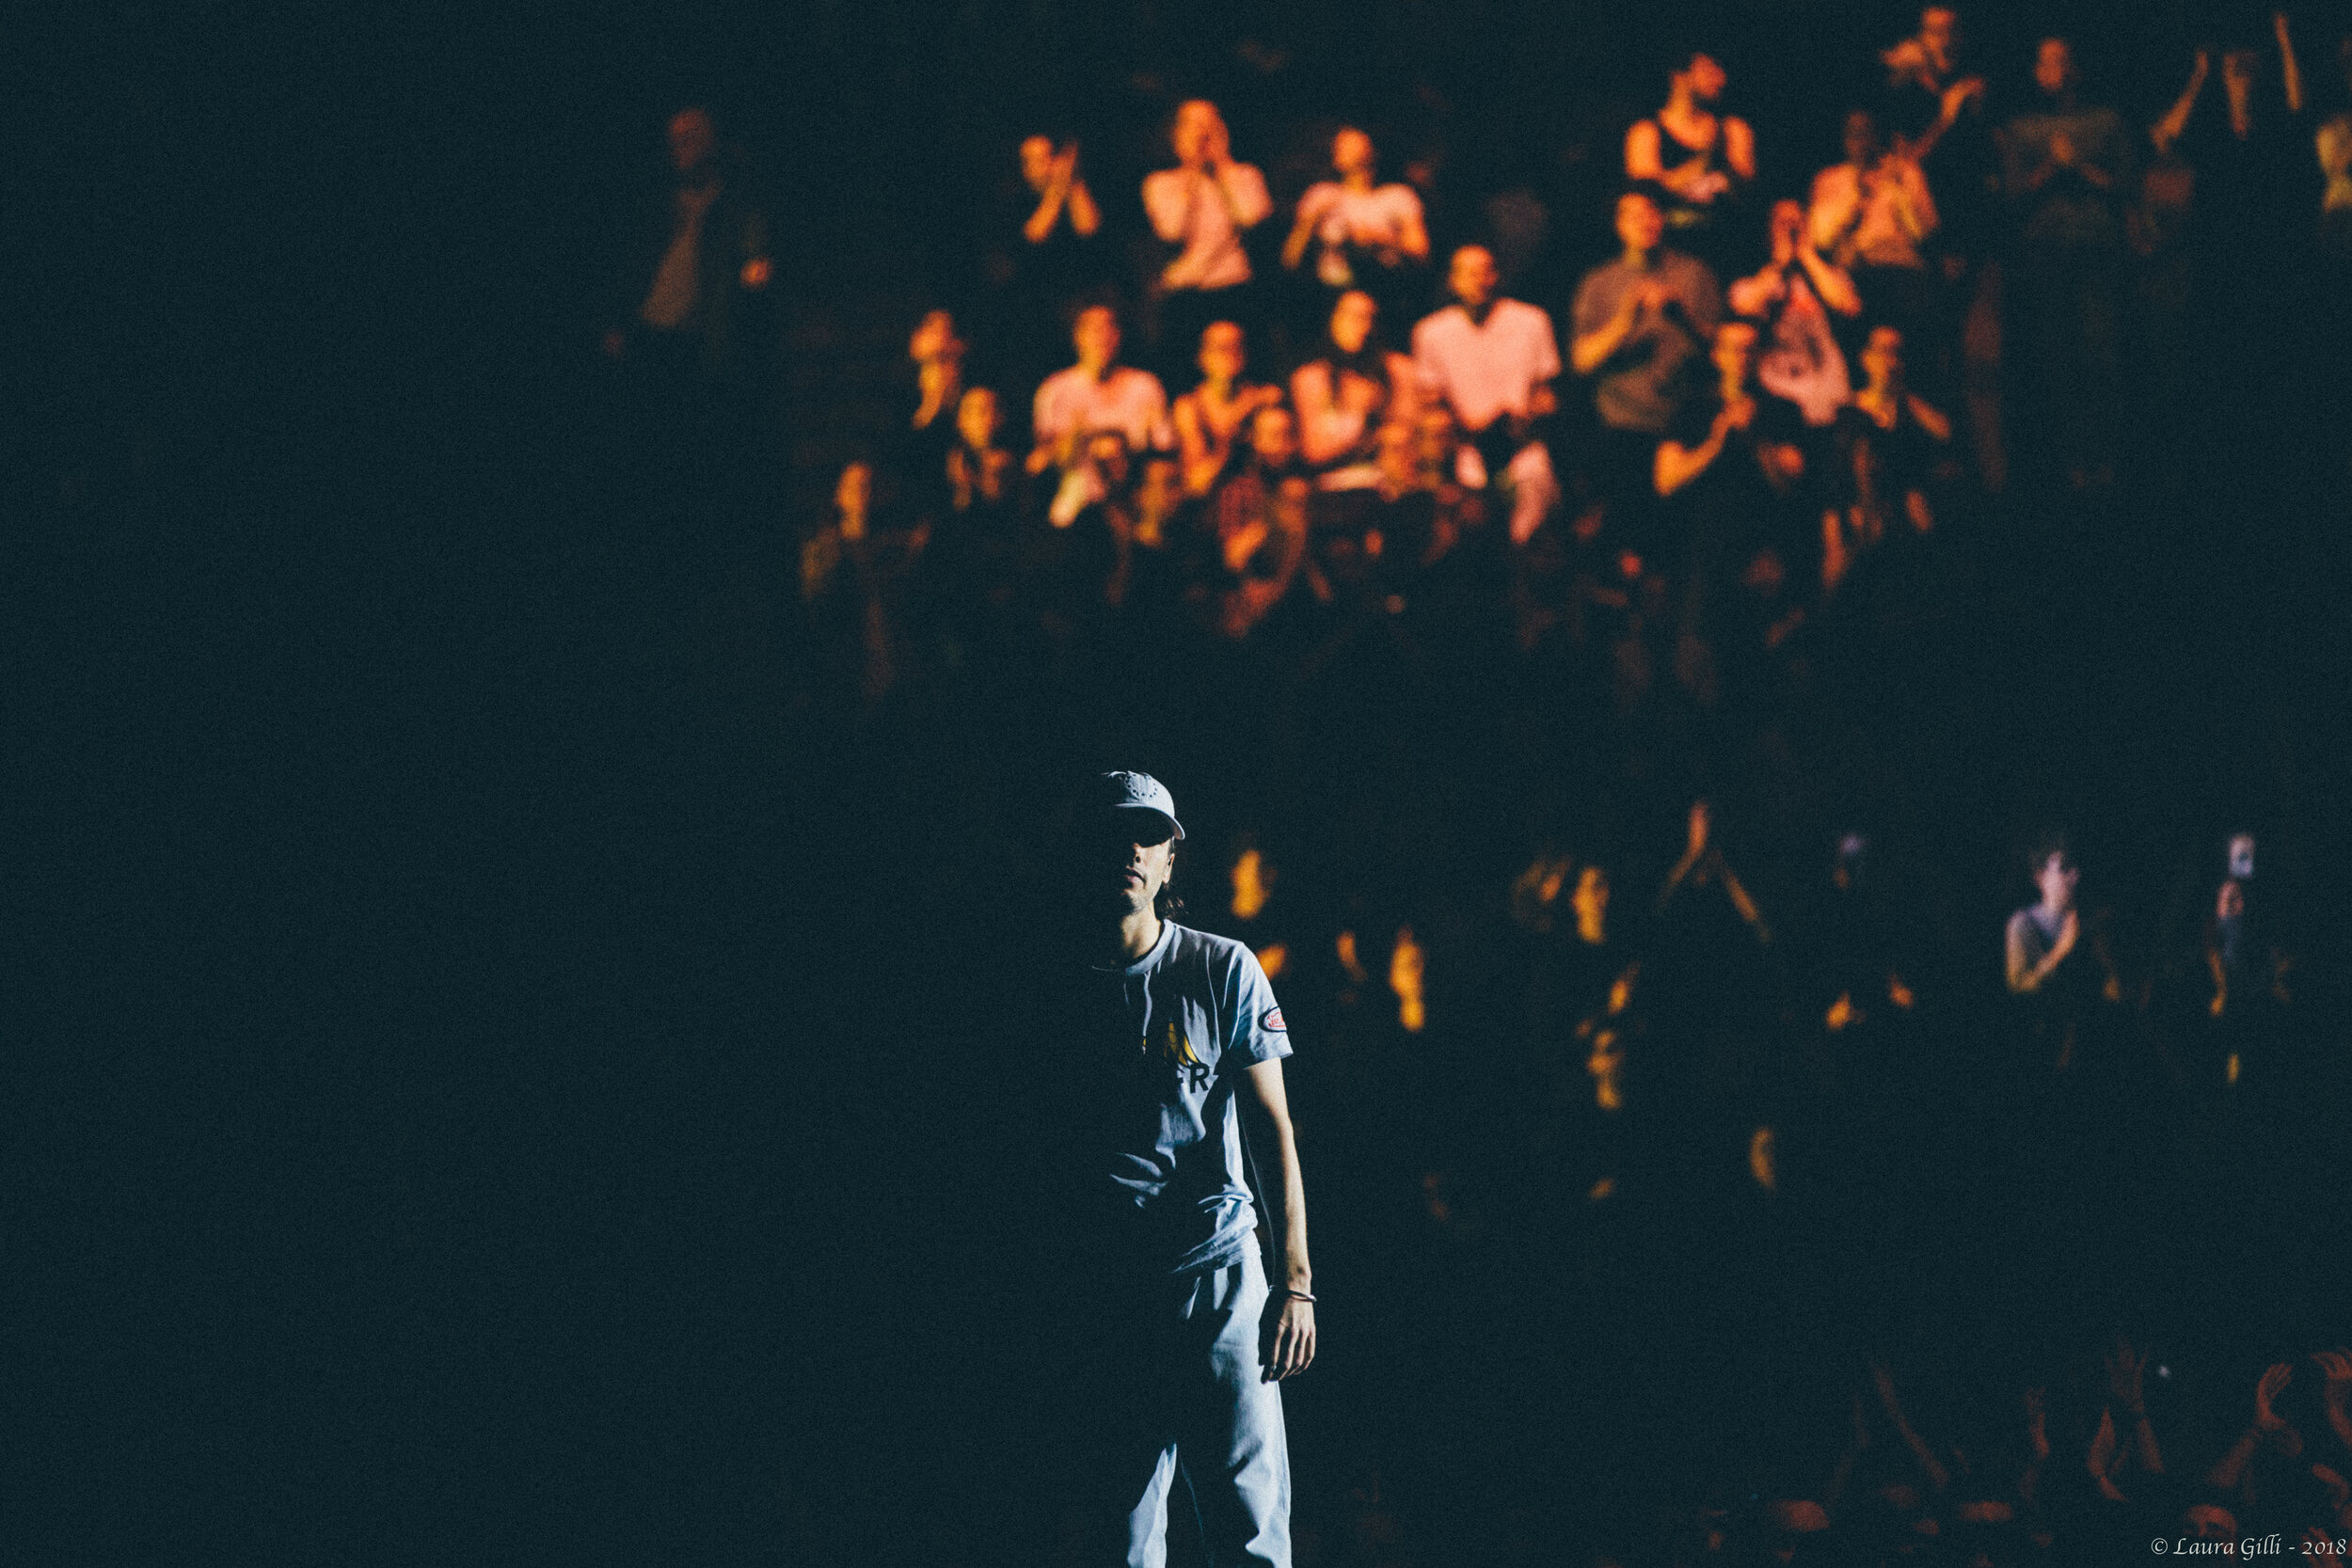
[1058,769,1313,1567]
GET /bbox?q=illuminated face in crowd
[1073,307,1120,372]
[1861,325,1904,387]
[1447,246,1499,309]
[2033,38,2076,98]
[1844,109,1883,166]
[1172,100,1226,167]
[1329,292,1377,356]
[667,107,716,174]
[1020,135,1057,191]
[1332,127,1375,180]
[909,309,961,367]
[1683,53,1728,104]
[2035,852,2079,910]
[1249,406,1298,468]
[1615,192,1665,254]
[1712,322,1759,388]
[956,388,1000,451]
[1198,321,1247,386]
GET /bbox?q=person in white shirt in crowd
[1281,126,1431,328]
[1411,245,1563,546]
[1143,101,1273,381]
[1031,306,1173,522]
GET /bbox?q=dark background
[14,0,2351,1561]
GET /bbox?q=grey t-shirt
[1570,249,1724,434]
[1080,919,1292,1276]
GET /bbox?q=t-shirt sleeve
[1570,269,1609,341]
[1223,945,1293,1068]
[1531,307,1562,383]
[1141,171,1188,242]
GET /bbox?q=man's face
[1862,326,1903,385]
[956,388,1000,450]
[1845,110,1880,166]
[1199,322,1246,384]
[1097,814,1177,914]
[1921,8,1958,68]
[1020,135,1056,189]
[2034,39,2074,97]
[1687,54,1727,103]
[2036,853,2079,908]
[910,309,958,366]
[1250,407,1297,467]
[668,109,715,174]
[1615,194,1664,253]
[1073,308,1120,370]
[1333,127,1374,177]
[1448,246,1498,308]
[1173,101,1220,166]
[1330,292,1376,355]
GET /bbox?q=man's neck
[1622,246,1655,271]
[1113,909,1164,963]
[1078,359,1113,382]
[1459,297,1498,325]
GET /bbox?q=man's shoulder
[1660,249,1719,289]
[1496,297,1556,331]
[1412,306,1466,347]
[1162,922,1263,986]
[1108,366,1168,399]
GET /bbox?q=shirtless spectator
[1029,305,1173,482]
[1810,109,1941,345]
[1281,126,1431,326]
[1625,51,1756,273]
[1143,101,1272,377]
[1572,191,1724,524]
[1729,198,1857,426]
[1412,246,1563,545]
[1171,321,1283,498]
[1293,290,1419,491]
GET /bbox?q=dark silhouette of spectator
[1625,50,1756,274]
[1823,325,1951,590]
[1729,199,1857,427]
[1998,38,2134,490]
[1572,191,1724,533]
[1293,290,1419,490]
[603,107,772,383]
[1171,321,1282,499]
[979,135,1107,392]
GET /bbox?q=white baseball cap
[1089,770,1184,841]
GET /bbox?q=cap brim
[1104,804,1183,841]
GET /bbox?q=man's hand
[1263,1293,1315,1381]
[2050,909,2080,962]
[2259,1363,2295,1433]
[739,256,772,290]
[2106,1337,2150,1418]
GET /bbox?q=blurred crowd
[587,8,2350,1565]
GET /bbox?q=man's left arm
[1238,1058,1314,1380]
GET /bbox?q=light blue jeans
[1082,1246,1291,1567]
